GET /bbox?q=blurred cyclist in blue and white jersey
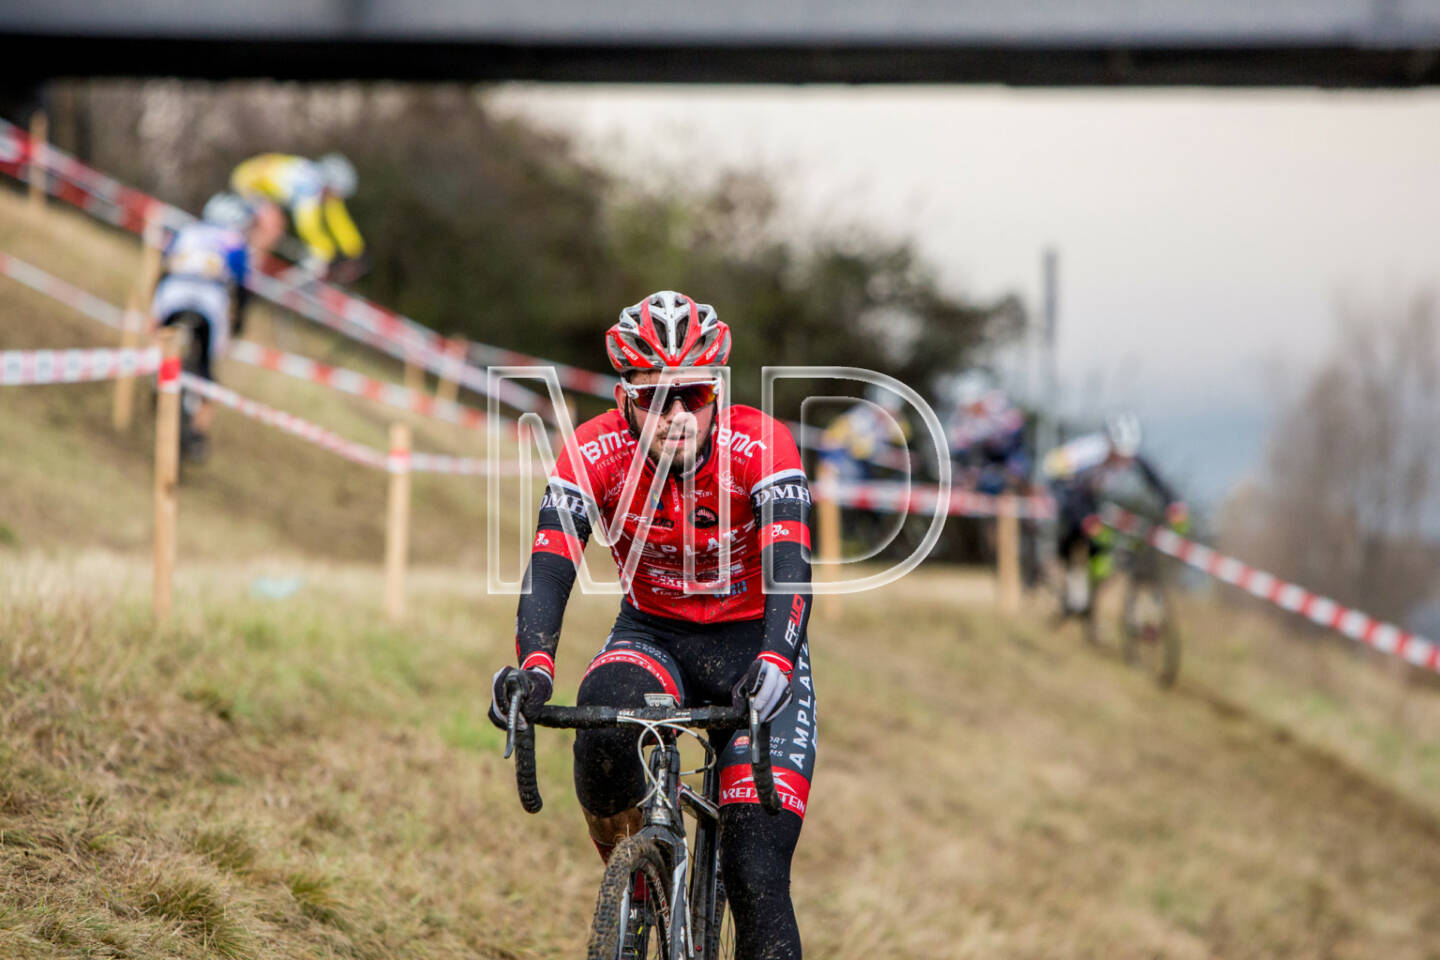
[1042,414,1188,614]
[150,192,255,459]
[946,376,1029,495]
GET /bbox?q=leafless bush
[1220,292,1440,627]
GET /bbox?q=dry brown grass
[0,184,535,565]
[1,555,1439,959]
[4,180,1440,958]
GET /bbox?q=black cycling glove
[488,666,554,731]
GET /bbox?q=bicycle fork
[647,741,701,960]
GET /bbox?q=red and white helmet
[606,291,731,373]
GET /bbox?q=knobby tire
[1121,577,1181,687]
[701,873,737,960]
[588,835,673,960]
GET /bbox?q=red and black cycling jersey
[515,403,812,681]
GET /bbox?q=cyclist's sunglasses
[620,378,722,413]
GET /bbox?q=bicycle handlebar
[502,684,782,816]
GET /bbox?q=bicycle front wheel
[588,835,674,960]
[1121,576,1181,687]
[702,874,737,960]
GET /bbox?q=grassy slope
[0,186,529,564]
[3,184,1440,958]
[3,560,1440,960]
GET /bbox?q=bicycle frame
[503,690,779,960]
[615,696,736,960]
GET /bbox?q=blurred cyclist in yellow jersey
[230,153,365,282]
[816,384,912,482]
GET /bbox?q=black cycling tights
[720,804,803,960]
[575,688,805,959]
[573,605,808,960]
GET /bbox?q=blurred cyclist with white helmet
[150,192,257,461]
[230,151,365,282]
[1041,413,1188,614]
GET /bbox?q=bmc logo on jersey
[716,425,767,458]
[580,430,634,464]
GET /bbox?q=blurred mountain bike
[1114,530,1181,686]
[501,683,782,960]
[1054,516,1181,687]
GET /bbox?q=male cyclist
[489,291,815,960]
[229,152,365,281]
[1042,414,1188,615]
[150,192,255,461]
[946,377,1029,495]
[816,383,912,482]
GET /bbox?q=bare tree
[1221,292,1440,626]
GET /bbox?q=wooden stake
[436,337,466,405]
[152,328,183,622]
[996,495,1021,615]
[815,462,843,618]
[114,219,165,431]
[384,422,412,622]
[404,353,425,394]
[28,110,48,212]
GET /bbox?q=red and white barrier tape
[0,121,179,236]
[467,340,617,401]
[2,122,969,471]
[0,118,552,414]
[411,452,528,476]
[792,421,913,472]
[1,346,159,385]
[0,251,132,330]
[179,372,522,476]
[821,478,1055,519]
[225,340,514,434]
[246,267,548,415]
[0,251,529,436]
[1101,504,1440,674]
[180,373,389,469]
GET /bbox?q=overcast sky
[493,85,1440,505]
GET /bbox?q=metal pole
[1040,247,1059,455]
[1034,248,1060,571]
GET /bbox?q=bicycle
[501,681,783,960]
[1115,531,1181,687]
[1053,520,1181,687]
